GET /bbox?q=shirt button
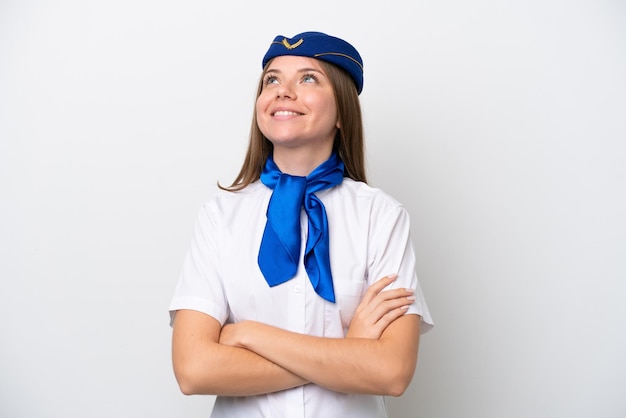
[293,284,301,293]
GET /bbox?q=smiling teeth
[274,111,299,116]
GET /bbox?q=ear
[336,119,341,129]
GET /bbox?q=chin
[266,135,302,147]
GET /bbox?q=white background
[1,1,625,417]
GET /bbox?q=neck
[272,146,333,177]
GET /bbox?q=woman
[169,31,433,417]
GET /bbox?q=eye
[302,73,319,83]
[263,74,279,85]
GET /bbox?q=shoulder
[321,179,411,227]
[331,178,405,211]
[206,181,268,204]
[200,181,270,219]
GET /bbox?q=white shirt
[169,179,433,418]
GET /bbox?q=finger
[358,275,398,310]
[374,305,411,331]
[374,287,414,302]
[370,294,416,323]
[364,304,411,338]
[368,287,414,313]
[367,275,398,296]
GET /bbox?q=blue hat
[262,31,364,94]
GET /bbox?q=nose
[277,82,296,99]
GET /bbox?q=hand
[346,275,415,340]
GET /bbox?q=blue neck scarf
[258,152,345,303]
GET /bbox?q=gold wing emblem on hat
[281,38,303,50]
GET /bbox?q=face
[256,55,339,154]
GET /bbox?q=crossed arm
[172,275,421,397]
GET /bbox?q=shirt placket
[283,212,308,418]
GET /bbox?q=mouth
[272,110,302,117]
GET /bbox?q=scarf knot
[258,152,345,302]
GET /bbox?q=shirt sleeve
[169,201,230,326]
[367,203,434,333]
